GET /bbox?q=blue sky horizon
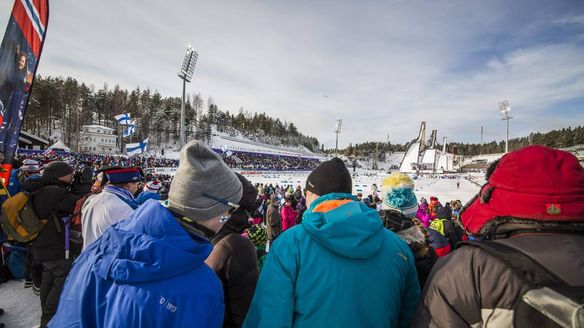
[1,0,583,148]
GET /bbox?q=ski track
[0,175,481,327]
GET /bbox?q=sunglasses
[202,192,240,214]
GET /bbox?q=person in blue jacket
[243,158,420,328]
[48,141,243,328]
[7,159,22,195]
[7,159,41,195]
[135,179,162,204]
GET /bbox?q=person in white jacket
[81,167,144,251]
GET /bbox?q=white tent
[48,140,70,152]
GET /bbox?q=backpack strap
[460,240,568,287]
[29,185,64,233]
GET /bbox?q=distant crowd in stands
[219,150,320,171]
[16,148,321,172]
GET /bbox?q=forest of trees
[449,126,584,156]
[339,126,584,158]
[23,75,321,152]
[22,75,581,157]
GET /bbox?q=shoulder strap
[28,185,64,232]
[461,240,568,287]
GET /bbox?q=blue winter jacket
[7,169,20,196]
[135,191,161,205]
[243,193,420,328]
[48,200,224,328]
[7,171,40,196]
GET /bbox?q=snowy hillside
[147,130,325,160]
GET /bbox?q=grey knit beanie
[42,161,74,180]
[168,140,243,221]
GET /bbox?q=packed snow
[0,280,41,328]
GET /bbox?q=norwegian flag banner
[0,0,49,184]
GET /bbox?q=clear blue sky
[1,0,583,148]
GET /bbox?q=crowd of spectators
[218,150,320,171]
[16,149,321,172]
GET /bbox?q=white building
[79,125,118,154]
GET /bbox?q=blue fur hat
[103,166,144,184]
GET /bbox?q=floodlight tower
[498,100,512,153]
[178,45,198,149]
[334,119,343,155]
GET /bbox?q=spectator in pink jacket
[416,202,431,227]
[280,197,298,231]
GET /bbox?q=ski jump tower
[399,122,426,173]
[399,122,454,173]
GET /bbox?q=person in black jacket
[205,173,259,328]
[21,161,83,328]
[434,206,461,250]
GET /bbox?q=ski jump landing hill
[399,121,455,173]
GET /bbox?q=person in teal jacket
[243,158,420,328]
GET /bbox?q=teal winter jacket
[243,193,420,328]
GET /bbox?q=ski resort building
[399,121,454,173]
[79,125,118,154]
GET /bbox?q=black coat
[379,209,438,289]
[21,177,83,262]
[206,224,259,328]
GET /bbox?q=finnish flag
[123,125,136,137]
[126,138,149,156]
[114,113,133,125]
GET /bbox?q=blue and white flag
[126,138,148,156]
[123,124,136,137]
[114,113,133,125]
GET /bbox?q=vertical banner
[0,0,49,184]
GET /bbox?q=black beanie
[42,161,74,180]
[234,172,258,211]
[305,157,352,196]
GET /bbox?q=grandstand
[210,134,322,159]
[562,144,584,165]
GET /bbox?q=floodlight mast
[178,45,199,149]
[498,100,512,153]
[334,119,343,155]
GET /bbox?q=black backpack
[462,240,584,328]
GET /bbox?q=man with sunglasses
[49,141,242,328]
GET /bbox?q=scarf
[104,185,140,210]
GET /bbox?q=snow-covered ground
[0,279,40,328]
[148,130,325,160]
[242,171,482,204]
[0,173,481,327]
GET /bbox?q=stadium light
[334,119,343,155]
[498,100,512,153]
[178,45,199,149]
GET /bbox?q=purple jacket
[416,203,431,227]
